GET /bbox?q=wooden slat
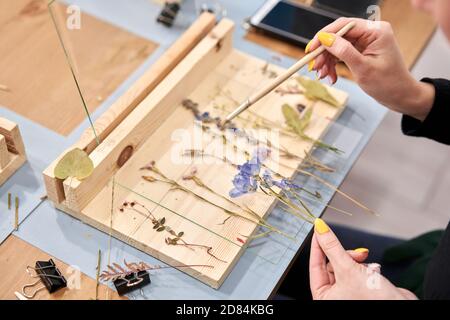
[43,12,216,205]
[0,235,125,300]
[0,117,25,155]
[0,134,9,169]
[0,117,26,186]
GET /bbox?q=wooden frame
[44,16,348,288]
[0,117,26,186]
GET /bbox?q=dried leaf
[54,148,94,180]
[282,104,312,134]
[297,77,340,107]
[156,226,166,232]
[124,260,141,273]
[107,265,118,274]
[113,263,126,273]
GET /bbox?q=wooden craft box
[43,14,348,288]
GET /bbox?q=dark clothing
[276,225,405,300]
[278,78,450,300]
[402,78,450,300]
[402,78,450,145]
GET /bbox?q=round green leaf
[54,148,94,180]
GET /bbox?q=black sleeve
[401,78,450,145]
[424,223,450,300]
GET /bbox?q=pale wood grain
[0,134,9,169]
[0,235,125,300]
[46,19,348,288]
[0,0,157,136]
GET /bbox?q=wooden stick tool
[222,21,356,127]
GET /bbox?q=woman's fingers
[326,249,370,274]
[327,62,338,84]
[304,17,372,55]
[350,249,370,263]
[317,33,365,74]
[314,218,356,271]
[309,233,332,298]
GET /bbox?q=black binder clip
[113,270,151,296]
[22,259,67,299]
[156,2,181,27]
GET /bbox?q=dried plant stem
[189,175,264,222]
[262,159,373,216]
[100,260,214,282]
[259,185,315,223]
[296,168,378,216]
[287,189,353,217]
[95,250,101,300]
[168,243,227,263]
[247,230,273,240]
[217,91,341,153]
[141,164,296,241]
[184,149,369,217]
[201,124,331,173]
[121,201,227,263]
[183,149,321,200]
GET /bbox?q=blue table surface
[0,0,387,299]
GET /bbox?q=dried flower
[99,260,214,282]
[140,160,156,171]
[182,167,198,180]
[229,147,271,198]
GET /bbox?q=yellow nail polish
[314,218,329,234]
[354,248,369,253]
[305,40,313,53]
[318,31,336,47]
[308,59,315,72]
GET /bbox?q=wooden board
[0,117,26,186]
[246,0,436,76]
[45,19,348,288]
[0,0,157,136]
[0,235,125,300]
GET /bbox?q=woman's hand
[306,17,435,121]
[310,218,418,300]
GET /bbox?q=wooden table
[0,0,434,299]
[245,0,436,77]
[0,235,125,300]
[0,0,157,136]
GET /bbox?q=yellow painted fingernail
[308,59,315,72]
[354,248,369,253]
[314,218,330,234]
[318,31,336,47]
[305,40,313,53]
